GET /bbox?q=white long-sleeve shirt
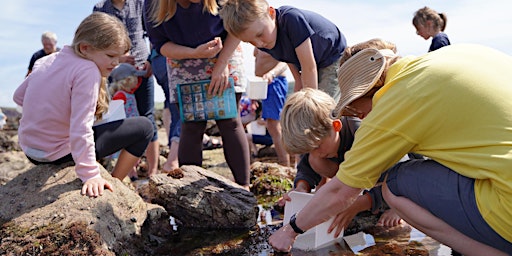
[14,46,102,182]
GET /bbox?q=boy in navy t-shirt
[220,0,346,101]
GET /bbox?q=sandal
[203,137,222,150]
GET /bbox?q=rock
[0,151,33,185]
[0,162,148,254]
[0,130,21,153]
[147,165,259,229]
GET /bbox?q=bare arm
[160,39,223,60]
[295,38,318,90]
[271,62,288,77]
[261,61,288,83]
[269,178,361,252]
[209,34,240,96]
[328,193,372,237]
[288,64,302,92]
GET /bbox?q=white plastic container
[247,120,266,135]
[93,100,126,126]
[283,191,344,250]
[247,77,268,100]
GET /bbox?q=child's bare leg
[145,140,159,177]
[162,107,171,137]
[382,182,507,256]
[111,149,141,180]
[376,208,402,227]
[266,119,290,166]
[162,141,179,172]
[245,133,258,156]
[128,166,138,179]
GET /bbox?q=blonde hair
[218,0,269,37]
[71,12,131,120]
[149,0,219,26]
[340,38,399,92]
[109,76,138,96]
[412,6,448,32]
[280,88,335,154]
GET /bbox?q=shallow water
[140,205,455,256]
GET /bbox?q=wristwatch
[289,213,306,234]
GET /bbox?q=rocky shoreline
[0,106,443,255]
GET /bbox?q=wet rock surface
[0,163,148,255]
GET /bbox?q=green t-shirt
[337,44,512,241]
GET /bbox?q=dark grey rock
[148,165,259,229]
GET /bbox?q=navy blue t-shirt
[429,32,451,52]
[143,0,227,54]
[28,48,60,71]
[261,6,346,71]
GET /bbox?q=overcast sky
[2,0,511,107]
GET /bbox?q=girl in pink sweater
[13,12,153,197]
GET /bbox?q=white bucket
[283,191,344,250]
[247,77,268,100]
[247,120,266,136]
[93,100,126,126]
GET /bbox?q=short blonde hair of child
[219,0,269,37]
[280,88,335,155]
[71,12,131,120]
[109,76,138,96]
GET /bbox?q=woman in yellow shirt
[269,39,512,255]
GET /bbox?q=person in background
[219,0,347,102]
[149,48,171,136]
[109,63,147,118]
[108,63,148,180]
[149,47,180,172]
[151,46,221,173]
[239,97,271,158]
[269,38,512,255]
[412,6,450,52]
[94,0,160,178]
[13,12,153,198]
[144,0,250,189]
[26,31,60,77]
[253,48,290,166]
[0,109,6,130]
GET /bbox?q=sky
[1,0,512,108]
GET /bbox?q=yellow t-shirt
[336,44,512,242]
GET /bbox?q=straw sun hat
[332,48,395,119]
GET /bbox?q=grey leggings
[178,93,250,186]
